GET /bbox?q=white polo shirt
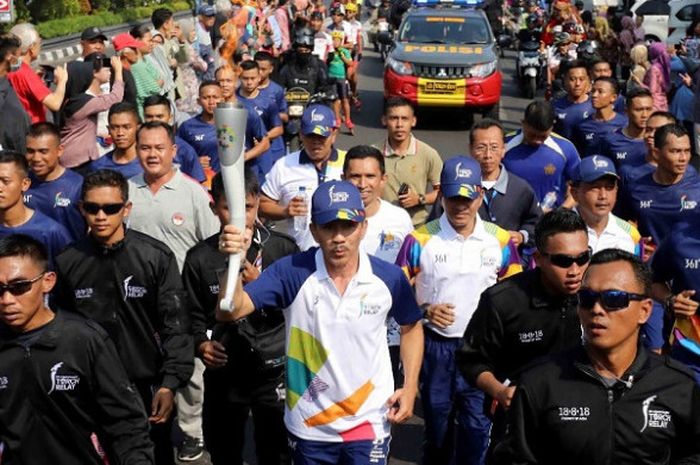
[396,215,523,338]
[245,248,422,442]
[584,211,642,257]
[262,149,345,251]
[361,199,414,346]
[128,168,220,270]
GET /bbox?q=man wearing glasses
[54,169,193,465]
[0,234,156,464]
[458,209,589,451]
[492,249,700,465]
[396,156,522,465]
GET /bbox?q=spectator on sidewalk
[8,23,68,123]
[0,33,29,152]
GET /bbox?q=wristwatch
[418,194,426,205]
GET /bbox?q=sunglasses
[82,202,125,215]
[578,289,647,311]
[542,249,591,268]
[0,272,45,296]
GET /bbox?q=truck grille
[414,65,469,79]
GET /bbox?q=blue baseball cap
[198,5,216,16]
[311,181,366,225]
[440,156,482,199]
[301,104,336,137]
[576,155,619,183]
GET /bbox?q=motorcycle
[284,87,338,152]
[516,40,544,99]
[376,19,392,62]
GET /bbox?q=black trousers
[135,382,176,465]
[203,366,289,465]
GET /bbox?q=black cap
[81,26,107,41]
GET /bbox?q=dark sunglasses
[578,289,647,312]
[0,272,45,296]
[543,249,591,268]
[82,202,125,215]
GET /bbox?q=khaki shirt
[374,135,442,226]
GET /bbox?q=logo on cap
[311,108,325,122]
[592,155,609,169]
[454,162,472,180]
[328,185,350,205]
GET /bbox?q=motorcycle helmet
[577,39,600,61]
[526,13,540,29]
[562,21,578,35]
[329,4,345,16]
[553,31,571,46]
[293,28,315,49]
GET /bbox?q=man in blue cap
[571,155,642,257]
[196,4,217,81]
[216,180,424,465]
[260,104,348,251]
[396,156,522,465]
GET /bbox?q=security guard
[457,209,589,445]
[0,234,154,465]
[185,169,298,465]
[493,249,700,465]
[54,170,193,465]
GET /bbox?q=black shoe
[177,436,204,462]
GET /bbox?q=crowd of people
[0,0,699,464]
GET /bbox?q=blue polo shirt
[619,170,700,244]
[245,248,422,442]
[0,210,72,266]
[25,170,85,242]
[174,136,206,183]
[259,80,288,114]
[504,131,580,209]
[237,89,286,178]
[88,151,143,179]
[651,220,700,380]
[552,95,593,141]
[177,112,267,172]
[572,113,629,157]
[599,129,648,170]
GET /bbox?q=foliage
[33,1,192,39]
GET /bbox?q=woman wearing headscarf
[594,16,619,76]
[619,16,636,80]
[627,42,650,94]
[60,56,124,172]
[638,42,671,111]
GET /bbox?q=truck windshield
[398,16,490,44]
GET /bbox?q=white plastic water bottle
[293,186,308,232]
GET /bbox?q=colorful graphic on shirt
[286,327,329,409]
[304,380,375,427]
[673,316,700,356]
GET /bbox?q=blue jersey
[177,113,267,172]
[552,95,593,140]
[88,151,143,179]
[25,170,85,242]
[259,80,288,114]
[504,131,581,209]
[573,113,629,157]
[613,94,625,114]
[651,220,700,369]
[174,136,206,183]
[619,170,700,244]
[600,129,647,170]
[0,210,72,266]
[237,89,286,179]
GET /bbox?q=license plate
[423,81,458,94]
[289,105,304,117]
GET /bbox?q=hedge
[35,1,193,39]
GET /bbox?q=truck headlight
[387,56,414,76]
[470,60,498,78]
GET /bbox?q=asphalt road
[177,47,531,465]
